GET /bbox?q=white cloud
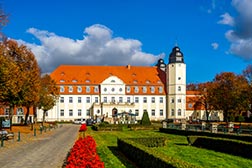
[218,13,235,26]
[211,42,219,50]
[17,24,164,73]
[219,0,252,60]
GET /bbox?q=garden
[65,123,252,168]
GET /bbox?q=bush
[140,111,151,126]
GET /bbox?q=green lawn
[87,128,252,168]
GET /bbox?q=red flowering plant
[66,135,104,168]
[79,124,87,138]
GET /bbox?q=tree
[0,43,23,130]
[192,82,215,122]
[209,72,248,122]
[2,40,41,125]
[140,111,151,126]
[38,74,59,126]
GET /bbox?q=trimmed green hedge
[91,124,123,131]
[118,138,201,168]
[160,127,252,142]
[188,136,252,159]
[128,137,166,147]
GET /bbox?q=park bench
[0,129,14,140]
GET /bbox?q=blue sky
[2,0,252,83]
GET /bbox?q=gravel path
[0,124,79,168]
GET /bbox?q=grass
[86,127,252,168]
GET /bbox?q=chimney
[127,64,131,69]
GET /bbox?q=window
[178,86,181,91]
[17,108,24,115]
[60,86,64,92]
[151,109,155,116]
[111,88,115,92]
[171,109,174,116]
[78,109,82,116]
[103,97,107,103]
[142,86,147,93]
[104,88,107,92]
[111,80,115,83]
[160,109,164,116]
[119,88,123,92]
[77,86,82,93]
[158,87,163,93]
[171,98,174,103]
[135,109,139,116]
[134,86,139,93]
[150,86,155,93]
[143,97,147,103]
[69,86,73,92]
[86,97,91,103]
[159,97,163,103]
[111,97,115,103]
[188,103,193,108]
[69,109,73,116]
[119,97,123,103]
[86,109,90,116]
[126,86,131,93]
[146,80,150,84]
[60,79,65,83]
[60,97,64,103]
[69,97,73,103]
[178,99,181,103]
[60,110,64,116]
[95,97,99,103]
[4,108,9,115]
[78,97,81,103]
[151,97,155,103]
[135,97,139,103]
[178,77,181,80]
[45,111,48,116]
[72,79,77,83]
[178,109,182,116]
[127,97,131,103]
[86,86,90,93]
[94,86,99,93]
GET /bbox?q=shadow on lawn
[108,146,139,168]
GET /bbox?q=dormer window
[134,86,139,93]
[126,86,131,93]
[77,86,82,93]
[60,79,65,83]
[142,86,147,93]
[146,80,150,84]
[158,87,163,93]
[94,86,99,93]
[85,79,90,83]
[68,86,73,92]
[60,86,64,92]
[150,86,155,93]
[72,79,77,83]
[86,86,90,93]
[133,80,138,84]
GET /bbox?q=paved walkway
[0,124,79,168]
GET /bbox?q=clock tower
[166,46,186,121]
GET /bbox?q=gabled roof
[50,65,166,86]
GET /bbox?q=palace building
[1,46,223,124]
[37,46,196,123]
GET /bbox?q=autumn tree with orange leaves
[38,74,59,126]
[208,72,248,122]
[2,40,41,125]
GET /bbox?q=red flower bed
[79,123,87,132]
[66,135,104,168]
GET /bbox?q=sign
[2,120,10,128]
